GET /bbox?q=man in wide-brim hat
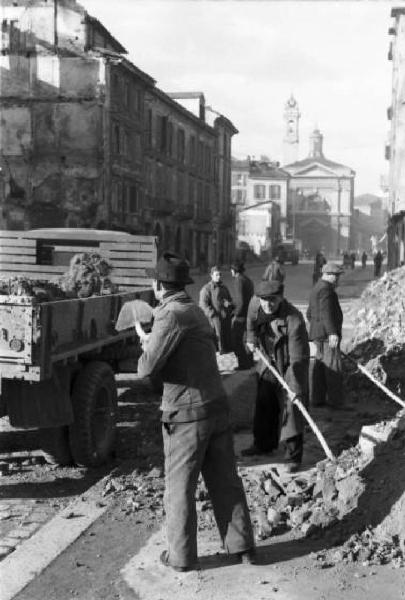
[137,251,255,571]
[242,279,310,472]
[307,261,344,408]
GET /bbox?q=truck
[275,240,300,265]
[0,229,157,467]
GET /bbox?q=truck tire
[69,361,118,467]
[41,426,73,466]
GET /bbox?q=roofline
[112,55,156,86]
[167,92,205,100]
[283,158,355,175]
[147,87,217,136]
[85,14,127,55]
[214,114,238,135]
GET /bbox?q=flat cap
[257,279,284,298]
[322,262,344,275]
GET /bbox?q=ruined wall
[0,0,107,229]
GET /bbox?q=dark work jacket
[232,273,254,320]
[306,279,343,341]
[246,297,310,440]
[137,291,228,422]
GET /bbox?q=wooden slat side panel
[0,255,36,264]
[106,251,155,261]
[111,276,154,286]
[109,268,149,277]
[0,239,37,247]
[0,231,27,238]
[99,242,155,252]
[0,272,61,281]
[106,259,154,268]
[0,248,37,256]
[0,263,65,273]
[53,246,100,254]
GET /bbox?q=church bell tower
[283,94,300,165]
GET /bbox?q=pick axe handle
[256,348,336,462]
[343,353,405,409]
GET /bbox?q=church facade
[282,97,356,258]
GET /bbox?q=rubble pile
[252,447,366,541]
[59,252,116,298]
[347,266,405,379]
[0,253,117,301]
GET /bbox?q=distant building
[351,194,388,253]
[282,128,355,257]
[231,157,289,256]
[386,6,405,267]
[0,0,237,266]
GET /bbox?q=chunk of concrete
[222,370,257,430]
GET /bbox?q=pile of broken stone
[347,266,405,381]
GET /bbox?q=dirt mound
[346,267,405,380]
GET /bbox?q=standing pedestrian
[307,262,344,408]
[312,250,327,285]
[241,280,310,473]
[263,254,285,283]
[199,266,234,354]
[374,250,383,277]
[230,260,254,370]
[361,251,367,269]
[137,252,256,571]
[350,252,356,269]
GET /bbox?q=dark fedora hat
[257,279,284,298]
[146,251,194,284]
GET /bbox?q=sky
[80,0,403,196]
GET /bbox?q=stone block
[359,423,394,457]
[222,370,256,430]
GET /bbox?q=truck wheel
[41,426,73,467]
[69,362,118,467]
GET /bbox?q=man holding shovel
[137,251,255,572]
[241,280,310,472]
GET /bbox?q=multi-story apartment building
[231,157,289,256]
[386,6,405,267]
[0,0,237,266]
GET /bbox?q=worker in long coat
[230,260,254,369]
[242,280,309,472]
[307,261,344,408]
[199,266,234,354]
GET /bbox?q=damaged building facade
[386,6,405,268]
[0,0,237,266]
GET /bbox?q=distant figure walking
[350,252,356,270]
[373,250,383,277]
[361,251,367,269]
[263,255,285,283]
[199,266,234,354]
[230,261,254,370]
[312,250,327,285]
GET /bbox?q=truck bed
[0,291,149,381]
